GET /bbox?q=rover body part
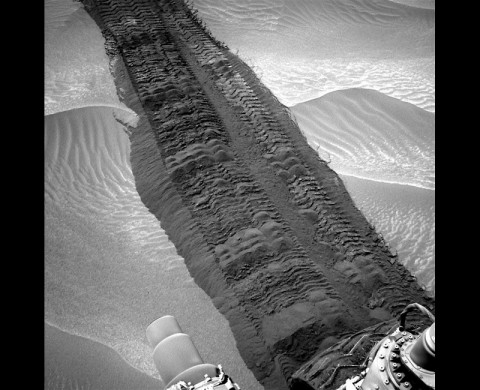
[291,303,435,390]
[358,321,435,390]
[146,315,240,390]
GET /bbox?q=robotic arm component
[147,304,434,390]
[347,303,435,390]
[290,303,435,390]
[146,315,241,390]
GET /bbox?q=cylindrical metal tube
[146,315,183,349]
[146,315,218,389]
[409,322,435,371]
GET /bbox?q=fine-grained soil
[45,323,162,390]
[81,0,435,388]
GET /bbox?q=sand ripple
[341,175,435,294]
[289,89,435,294]
[190,0,435,111]
[45,0,132,116]
[44,106,261,388]
[191,0,434,30]
[291,88,435,190]
[259,57,435,111]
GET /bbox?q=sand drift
[189,0,435,111]
[44,105,261,389]
[81,0,434,388]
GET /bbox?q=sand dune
[45,0,434,388]
[290,88,435,293]
[44,105,263,389]
[44,0,133,116]
[190,0,435,111]
[291,88,435,189]
[80,1,434,387]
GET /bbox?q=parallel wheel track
[81,1,434,388]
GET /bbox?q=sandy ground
[45,0,434,389]
[190,0,435,111]
[291,89,435,292]
[44,106,263,389]
[74,0,434,388]
[45,323,161,389]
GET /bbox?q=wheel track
[162,0,431,315]
[82,0,435,388]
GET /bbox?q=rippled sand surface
[45,2,261,387]
[45,0,434,387]
[44,0,135,116]
[291,89,435,293]
[341,175,434,293]
[291,88,435,189]
[44,106,262,389]
[190,0,435,111]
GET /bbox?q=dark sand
[44,106,263,389]
[73,0,435,388]
[290,89,435,293]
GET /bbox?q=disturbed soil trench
[82,0,435,388]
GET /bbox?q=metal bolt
[379,353,384,359]
[392,363,398,368]
[390,353,397,360]
[402,332,407,336]
[379,366,385,371]
[396,373,402,378]
[404,383,410,388]
[383,342,389,348]
[394,344,399,350]
[384,379,390,385]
